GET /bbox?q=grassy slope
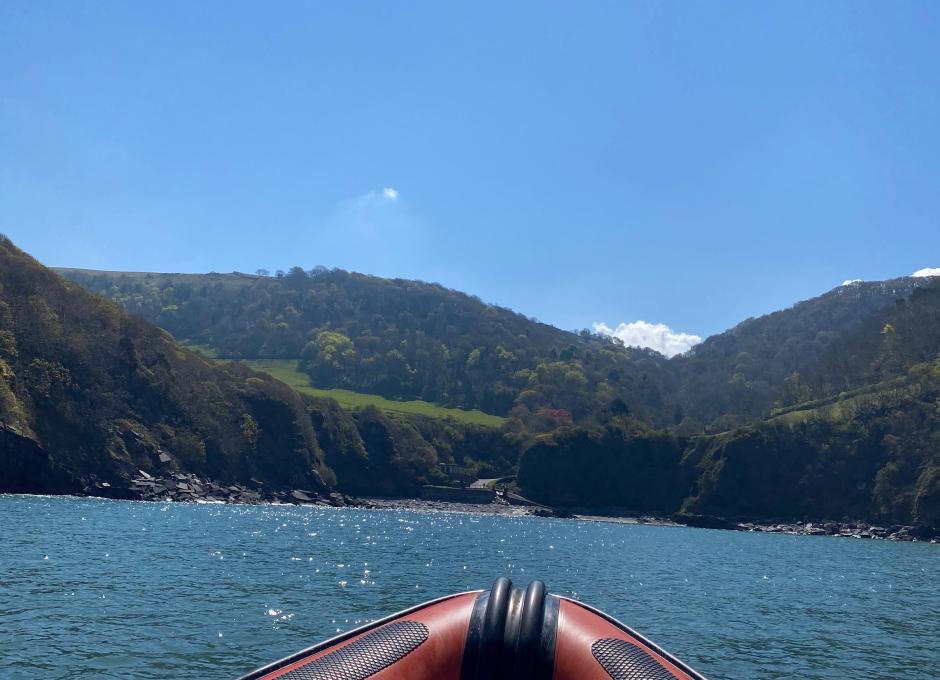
[241,359,505,427]
[767,374,923,426]
[178,343,505,427]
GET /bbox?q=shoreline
[11,471,938,543]
[360,500,938,542]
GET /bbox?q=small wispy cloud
[346,186,401,210]
[594,320,701,358]
[841,279,862,286]
[912,267,940,278]
[312,186,421,277]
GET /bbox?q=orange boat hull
[239,578,706,680]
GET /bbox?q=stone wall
[420,485,496,504]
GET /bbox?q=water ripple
[0,495,937,679]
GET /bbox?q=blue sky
[2,2,939,353]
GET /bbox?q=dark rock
[671,513,737,530]
[93,484,137,500]
[910,525,939,540]
[0,427,82,495]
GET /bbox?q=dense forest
[0,242,521,499]
[519,365,940,526]
[61,268,928,436]
[0,240,330,493]
[673,278,926,428]
[8,252,937,526]
[520,284,940,526]
[307,398,516,497]
[59,267,679,429]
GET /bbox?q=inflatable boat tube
[238,577,707,680]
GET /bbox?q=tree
[287,266,308,288]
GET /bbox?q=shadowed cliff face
[0,425,76,494]
[517,364,940,527]
[0,237,332,494]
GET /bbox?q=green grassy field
[767,374,917,427]
[180,341,218,358]
[56,268,261,291]
[237,358,505,427]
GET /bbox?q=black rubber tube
[536,594,560,680]
[484,577,513,648]
[461,577,514,680]
[512,579,547,680]
[462,578,555,680]
[483,576,513,673]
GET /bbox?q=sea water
[1,495,937,679]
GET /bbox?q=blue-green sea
[1,495,938,679]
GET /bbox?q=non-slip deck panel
[592,638,678,680]
[276,621,429,680]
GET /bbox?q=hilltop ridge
[61,266,933,431]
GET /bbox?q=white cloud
[594,320,701,358]
[912,267,940,278]
[346,187,399,210]
[841,279,862,286]
[313,187,423,277]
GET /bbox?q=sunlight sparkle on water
[1,496,938,680]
